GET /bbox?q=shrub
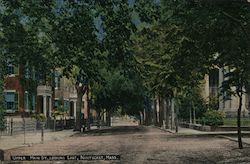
[0,108,6,131]
[202,110,224,126]
[51,110,65,118]
[31,113,46,121]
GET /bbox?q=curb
[148,125,175,134]
[150,125,250,137]
[217,135,250,146]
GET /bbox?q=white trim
[4,90,16,92]
[5,110,15,113]
[7,74,16,77]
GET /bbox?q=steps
[4,117,37,135]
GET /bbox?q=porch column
[43,96,47,117]
[204,74,210,100]
[219,68,224,111]
[49,96,52,117]
[73,100,77,119]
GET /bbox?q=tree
[0,1,56,122]
[160,0,250,148]
[95,0,136,70]
[0,53,6,132]
[195,1,250,149]
[92,68,145,125]
[52,1,99,131]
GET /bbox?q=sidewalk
[157,126,250,145]
[0,129,78,150]
[0,125,107,151]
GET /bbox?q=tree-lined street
[1,0,250,163]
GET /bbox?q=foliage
[202,110,224,126]
[51,110,65,118]
[178,88,207,121]
[132,1,214,99]
[31,113,46,122]
[208,96,219,111]
[0,106,5,131]
[92,69,145,116]
[1,1,54,75]
[95,0,136,70]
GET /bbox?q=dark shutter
[14,92,18,111]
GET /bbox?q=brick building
[3,64,52,117]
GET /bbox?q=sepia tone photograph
[0,0,250,163]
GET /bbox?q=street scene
[1,0,250,164]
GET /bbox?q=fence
[0,117,75,136]
[0,117,37,136]
[47,117,75,131]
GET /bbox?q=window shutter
[14,92,18,111]
[32,95,36,111]
[14,66,19,75]
[3,92,7,110]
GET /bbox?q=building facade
[4,64,53,118]
[203,68,250,117]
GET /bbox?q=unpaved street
[4,125,250,164]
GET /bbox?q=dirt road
[4,125,250,164]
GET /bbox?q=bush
[0,108,6,131]
[31,113,46,121]
[202,110,224,126]
[51,110,65,118]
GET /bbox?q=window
[32,68,36,80]
[24,91,29,111]
[7,64,14,75]
[4,92,18,112]
[54,72,60,89]
[64,100,70,111]
[54,100,59,108]
[25,67,31,79]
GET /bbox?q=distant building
[53,69,96,120]
[54,69,77,118]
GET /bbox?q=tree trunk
[189,104,192,124]
[153,100,157,126]
[237,93,243,149]
[106,110,111,126]
[96,110,100,128]
[74,85,87,131]
[171,98,175,130]
[143,108,147,125]
[51,67,55,119]
[175,99,179,133]
[159,97,164,127]
[75,93,83,131]
[192,101,196,124]
[139,111,144,125]
[86,87,90,130]
[165,98,170,129]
